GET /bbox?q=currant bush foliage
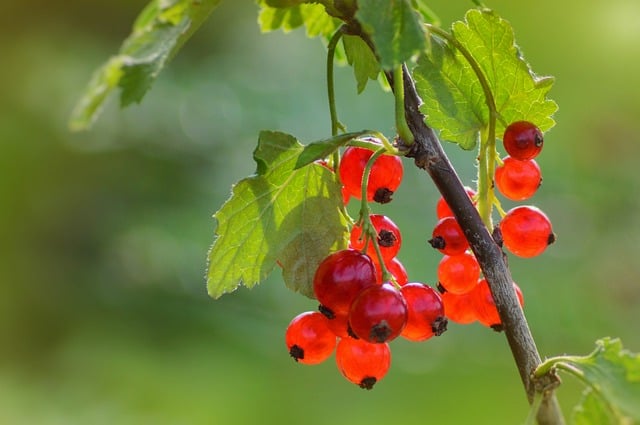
[69,0,222,131]
[414,9,558,150]
[206,131,348,299]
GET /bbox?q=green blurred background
[1,1,639,423]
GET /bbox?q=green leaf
[258,2,340,38]
[207,131,348,299]
[294,130,370,169]
[356,0,427,69]
[343,35,380,93]
[572,388,626,425]
[69,0,222,131]
[537,338,640,423]
[414,9,558,150]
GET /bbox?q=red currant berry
[502,121,544,160]
[339,142,403,203]
[374,256,409,286]
[313,249,377,317]
[348,283,408,343]
[440,285,479,324]
[495,156,542,201]
[335,337,391,389]
[350,215,402,262]
[400,283,447,341]
[429,217,469,256]
[499,206,555,258]
[325,312,351,338]
[472,279,524,328]
[285,311,336,365]
[437,252,480,294]
[436,187,477,219]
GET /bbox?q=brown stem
[387,66,565,425]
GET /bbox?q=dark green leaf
[295,130,370,169]
[207,131,349,299]
[356,0,427,69]
[414,9,558,149]
[343,35,380,93]
[69,0,222,131]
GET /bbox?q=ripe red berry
[429,216,469,256]
[325,312,351,338]
[495,156,542,201]
[335,337,391,389]
[374,256,409,286]
[313,249,376,317]
[502,121,544,160]
[348,283,408,343]
[437,252,480,294]
[499,206,555,258]
[339,143,403,203]
[472,279,524,328]
[436,187,477,219]
[350,214,402,262]
[400,283,447,341]
[440,285,478,324]
[285,311,337,365]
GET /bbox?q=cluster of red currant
[285,142,447,389]
[431,121,554,329]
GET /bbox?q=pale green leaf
[207,131,348,299]
[69,0,222,131]
[356,0,427,69]
[295,130,370,169]
[538,338,640,423]
[414,9,558,150]
[572,388,629,425]
[258,2,340,38]
[343,35,380,93]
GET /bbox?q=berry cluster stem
[327,27,346,138]
[385,65,565,425]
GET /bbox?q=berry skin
[499,206,555,258]
[472,279,524,328]
[440,285,479,324]
[313,249,377,317]
[339,143,403,203]
[335,337,391,389]
[325,312,351,338]
[429,216,469,256]
[436,187,477,219]
[350,215,402,262]
[348,283,408,343]
[495,156,542,201]
[503,121,544,160]
[374,256,409,286]
[437,252,480,294]
[400,283,447,341]
[285,311,337,365]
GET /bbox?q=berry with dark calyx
[374,256,409,285]
[285,311,336,365]
[339,142,403,203]
[400,283,447,341]
[436,187,477,219]
[429,216,469,256]
[437,252,481,295]
[503,121,544,160]
[313,249,377,317]
[348,283,408,343]
[495,156,542,201]
[335,337,391,389]
[499,206,555,258]
[350,214,402,262]
[472,279,524,328]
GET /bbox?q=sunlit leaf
[414,9,557,149]
[207,131,348,299]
